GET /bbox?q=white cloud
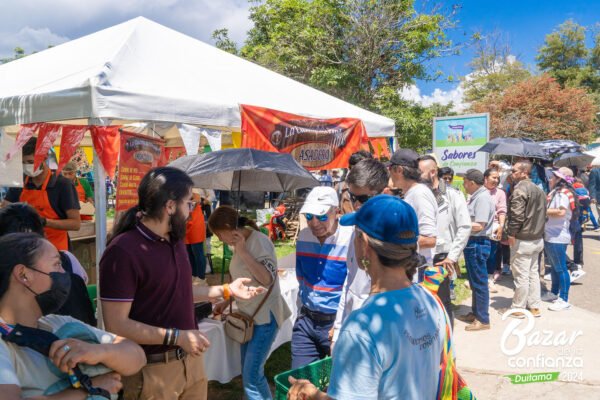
[0,0,252,58]
[0,27,70,58]
[400,83,469,113]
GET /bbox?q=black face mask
[25,268,71,315]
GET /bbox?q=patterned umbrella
[538,140,585,156]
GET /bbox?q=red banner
[241,105,367,170]
[57,126,89,173]
[90,126,121,179]
[116,130,166,212]
[5,124,39,162]
[164,146,187,164]
[34,123,62,170]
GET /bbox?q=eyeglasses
[186,201,197,211]
[349,191,376,204]
[305,213,329,222]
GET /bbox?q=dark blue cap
[340,194,419,244]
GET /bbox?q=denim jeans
[463,237,491,324]
[572,229,583,265]
[545,241,570,302]
[487,240,500,275]
[291,313,334,369]
[186,242,207,279]
[240,312,278,400]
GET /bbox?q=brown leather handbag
[224,282,275,344]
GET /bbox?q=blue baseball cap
[340,194,418,244]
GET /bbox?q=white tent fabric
[0,17,394,137]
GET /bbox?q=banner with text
[116,130,165,212]
[433,113,489,174]
[241,105,366,170]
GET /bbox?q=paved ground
[454,234,600,398]
[566,228,600,313]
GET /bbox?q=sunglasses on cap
[349,191,376,204]
[305,213,329,222]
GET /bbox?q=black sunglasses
[349,191,376,204]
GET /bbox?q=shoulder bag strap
[227,277,277,320]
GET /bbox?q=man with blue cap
[288,195,452,400]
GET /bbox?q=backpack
[549,187,581,236]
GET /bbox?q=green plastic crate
[274,357,332,400]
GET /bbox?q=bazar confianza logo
[500,309,584,383]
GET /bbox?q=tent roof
[0,17,394,137]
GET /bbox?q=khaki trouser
[510,238,544,309]
[122,354,207,400]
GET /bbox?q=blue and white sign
[433,113,489,174]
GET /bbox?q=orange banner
[90,126,121,179]
[241,105,366,170]
[361,137,391,160]
[116,130,166,212]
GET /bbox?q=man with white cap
[293,186,353,368]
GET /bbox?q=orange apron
[75,178,93,221]
[20,172,69,251]
[185,204,206,245]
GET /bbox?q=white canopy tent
[0,17,395,317]
[0,16,394,136]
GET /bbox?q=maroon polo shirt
[99,222,195,355]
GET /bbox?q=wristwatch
[41,217,47,227]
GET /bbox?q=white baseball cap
[300,187,339,216]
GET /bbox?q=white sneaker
[489,280,498,293]
[543,273,552,281]
[570,269,587,283]
[548,298,572,312]
[541,291,558,302]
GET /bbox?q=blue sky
[1,0,598,109]
[408,0,600,108]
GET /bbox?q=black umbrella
[168,148,319,192]
[538,139,585,156]
[477,137,547,159]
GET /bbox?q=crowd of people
[0,138,594,399]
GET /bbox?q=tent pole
[90,118,109,329]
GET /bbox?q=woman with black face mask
[0,232,146,399]
[0,203,96,326]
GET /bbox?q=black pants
[433,253,454,328]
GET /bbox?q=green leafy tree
[536,19,600,100]
[233,0,457,108]
[0,47,26,64]
[462,31,531,103]
[212,29,239,55]
[375,87,455,152]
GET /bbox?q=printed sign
[241,105,366,170]
[433,113,489,174]
[116,130,165,212]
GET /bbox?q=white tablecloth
[200,258,299,383]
